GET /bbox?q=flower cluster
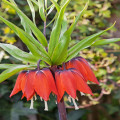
[10,57,99,110]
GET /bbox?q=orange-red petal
[23,71,36,101]
[66,57,99,84]
[34,71,51,101]
[42,68,58,95]
[71,69,93,95]
[56,68,93,102]
[56,69,77,102]
[10,71,27,97]
[55,71,65,102]
[78,57,99,84]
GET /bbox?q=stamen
[34,94,37,100]
[80,92,85,96]
[44,101,48,111]
[76,97,78,101]
[68,96,72,103]
[30,97,34,109]
[72,98,79,110]
[40,97,43,101]
[55,100,57,104]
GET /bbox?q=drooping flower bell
[55,64,93,110]
[10,71,27,98]
[10,57,99,110]
[65,57,99,84]
[10,61,58,110]
[34,68,58,101]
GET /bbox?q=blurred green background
[0,0,120,120]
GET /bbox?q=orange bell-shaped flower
[34,68,58,101]
[10,71,27,98]
[22,70,36,101]
[55,68,93,103]
[10,67,58,110]
[65,57,99,84]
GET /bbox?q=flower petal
[42,68,58,95]
[67,60,88,82]
[34,71,50,101]
[66,57,99,84]
[10,71,27,97]
[24,71,36,101]
[72,70,93,95]
[78,57,99,84]
[56,70,77,102]
[61,70,77,98]
[55,71,65,102]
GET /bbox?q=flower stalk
[57,98,68,120]
[43,11,68,118]
[50,66,68,120]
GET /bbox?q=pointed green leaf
[27,0,36,25]
[0,16,51,64]
[45,0,47,9]
[51,31,70,65]
[0,43,38,63]
[60,0,67,6]
[3,0,47,47]
[60,15,68,38]
[0,64,47,70]
[38,0,46,21]
[16,28,42,57]
[92,38,120,46]
[30,0,38,6]
[0,65,31,83]
[47,0,58,15]
[48,0,71,57]
[46,14,56,27]
[66,1,88,35]
[50,0,60,12]
[16,29,51,64]
[0,64,36,69]
[51,2,88,65]
[9,0,32,35]
[0,64,19,69]
[67,22,116,61]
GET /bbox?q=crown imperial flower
[10,64,58,110]
[34,68,58,101]
[55,68,93,108]
[65,57,99,84]
[10,71,27,98]
[10,57,98,110]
